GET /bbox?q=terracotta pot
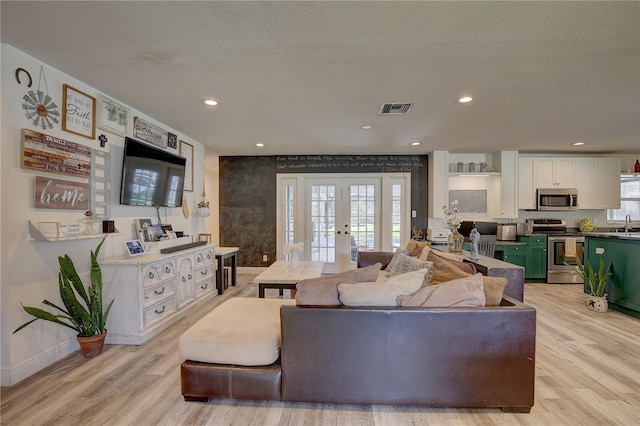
[587,296,608,313]
[77,330,107,358]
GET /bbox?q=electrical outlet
[412,210,417,218]
[595,247,604,255]
[263,254,268,262]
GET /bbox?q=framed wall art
[62,84,96,139]
[21,129,92,179]
[133,116,168,148]
[97,94,130,137]
[179,140,194,192]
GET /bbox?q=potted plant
[197,200,211,217]
[13,238,114,357]
[573,253,612,312]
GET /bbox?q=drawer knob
[182,277,186,283]
[165,266,171,273]
[154,286,165,295]
[207,253,211,259]
[201,269,208,275]
[201,283,208,289]
[188,274,192,280]
[155,305,166,315]
[148,271,155,279]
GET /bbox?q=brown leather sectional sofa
[181,252,536,412]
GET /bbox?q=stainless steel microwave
[537,188,578,211]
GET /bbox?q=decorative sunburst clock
[21,66,60,129]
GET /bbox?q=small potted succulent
[197,200,211,217]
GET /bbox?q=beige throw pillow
[337,268,428,307]
[397,273,486,308]
[295,263,382,306]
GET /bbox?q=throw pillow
[337,268,429,306]
[482,276,508,306]
[386,253,433,282]
[406,240,432,257]
[397,273,486,307]
[295,263,382,306]
[385,248,409,275]
[428,252,473,284]
[425,250,477,275]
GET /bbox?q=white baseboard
[0,337,77,386]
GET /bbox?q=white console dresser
[100,243,217,344]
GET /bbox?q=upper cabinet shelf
[28,221,119,242]
[448,172,500,177]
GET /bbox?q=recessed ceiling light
[203,99,218,106]
[411,142,421,146]
[457,96,473,103]
[573,141,585,146]
[256,143,264,147]
[361,125,372,130]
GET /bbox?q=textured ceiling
[1,1,639,157]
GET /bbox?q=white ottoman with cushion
[180,297,296,402]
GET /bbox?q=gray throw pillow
[295,263,382,306]
[386,253,433,283]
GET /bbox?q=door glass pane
[310,185,336,262]
[350,184,376,261]
[284,185,295,245]
[391,184,401,250]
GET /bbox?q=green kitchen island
[585,232,640,318]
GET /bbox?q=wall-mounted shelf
[29,221,119,242]
[449,172,500,177]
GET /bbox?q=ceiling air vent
[379,102,413,115]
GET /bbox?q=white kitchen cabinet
[575,157,621,209]
[575,158,595,208]
[592,157,621,209]
[518,157,536,210]
[492,151,518,218]
[101,244,217,345]
[534,157,576,188]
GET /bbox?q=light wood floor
[1,276,639,426]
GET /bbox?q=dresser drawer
[143,297,177,328]
[195,248,214,267]
[142,260,176,287]
[195,278,215,297]
[143,280,176,308]
[195,265,214,282]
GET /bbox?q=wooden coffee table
[254,260,325,298]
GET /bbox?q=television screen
[120,137,186,207]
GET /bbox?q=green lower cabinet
[499,245,527,269]
[585,236,640,319]
[521,235,547,280]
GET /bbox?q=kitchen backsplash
[516,209,610,230]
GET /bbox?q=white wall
[0,44,209,385]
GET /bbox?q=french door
[277,173,410,273]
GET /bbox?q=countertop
[431,246,524,270]
[584,232,640,241]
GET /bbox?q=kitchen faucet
[625,214,632,232]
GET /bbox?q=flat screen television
[120,137,186,207]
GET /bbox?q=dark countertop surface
[585,232,640,241]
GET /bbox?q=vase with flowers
[443,200,464,252]
[284,242,304,269]
[456,161,464,172]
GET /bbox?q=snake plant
[13,238,114,337]
[573,253,612,297]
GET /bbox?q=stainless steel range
[526,219,585,284]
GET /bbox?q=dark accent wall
[220,155,428,267]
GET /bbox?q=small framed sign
[62,84,96,139]
[133,117,168,148]
[97,94,130,137]
[34,176,89,210]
